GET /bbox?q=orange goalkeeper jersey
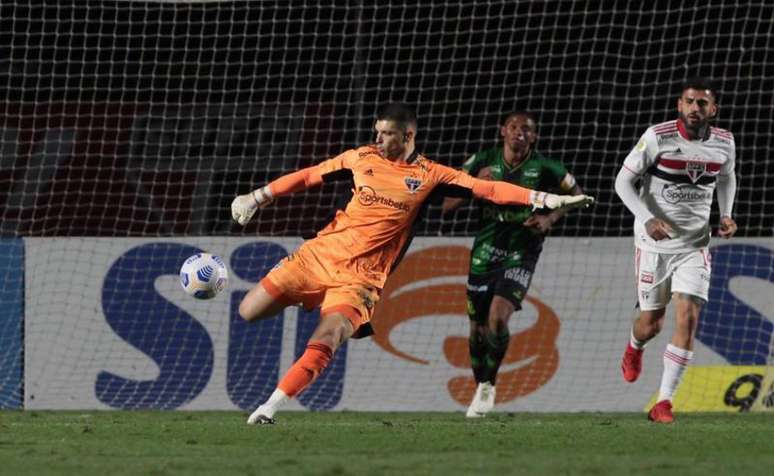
[270,145,532,289]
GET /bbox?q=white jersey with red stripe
[622,119,736,253]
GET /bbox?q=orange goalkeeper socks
[277,341,334,397]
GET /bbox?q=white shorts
[635,247,712,311]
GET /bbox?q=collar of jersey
[677,118,711,141]
[501,147,533,172]
[383,150,421,168]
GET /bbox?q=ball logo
[196,265,214,282]
[372,245,560,406]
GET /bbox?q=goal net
[1,1,772,412]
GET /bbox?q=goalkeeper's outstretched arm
[231,166,324,226]
[468,176,594,211]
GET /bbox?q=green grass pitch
[1,411,773,475]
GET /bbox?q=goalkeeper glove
[530,192,595,211]
[231,186,273,226]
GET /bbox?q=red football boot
[648,400,674,423]
[621,344,644,382]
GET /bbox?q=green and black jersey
[463,147,575,275]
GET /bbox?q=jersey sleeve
[622,128,659,175]
[429,162,532,205]
[543,159,576,192]
[315,149,359,179]
[430,162,477,190]
[717,137,737,217]
[720,137,736,175]
[267,149,358,197]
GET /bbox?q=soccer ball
[179,253,229,299]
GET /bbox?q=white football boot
[247,389,289,425]
[247,404,276,425]
[465,382,496,418]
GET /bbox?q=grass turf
[1,411,773,475]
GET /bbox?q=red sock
[277,341,334,397]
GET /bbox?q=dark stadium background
[1,1,771,238]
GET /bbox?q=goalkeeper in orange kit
[230,103,594,424]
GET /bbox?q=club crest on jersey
[685,160,706,183]
[404,177,422,193]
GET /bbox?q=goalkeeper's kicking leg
[238,243,378,424]
[237,282,293,323]
[245,308,354,425]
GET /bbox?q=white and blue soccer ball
[179,253,229,299]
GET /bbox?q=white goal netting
[1,1,772,412]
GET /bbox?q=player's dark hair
[501,111,538,132]
[376,103,418,131]
[681,77,719,101]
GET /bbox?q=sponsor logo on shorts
[466,297,476,316]
[640,272,654,284]
[466,283,489,292]
[504,268,532,288]
[358,289,375,309]
[357,185,410,211]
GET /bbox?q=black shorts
[466,265,536,324]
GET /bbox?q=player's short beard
[680,111,711,138]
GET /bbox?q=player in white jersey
[615,77,738,423]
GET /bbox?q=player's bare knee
[488,315,509,334]
[238,300,257,321]
[489,297,514,331]
[637,309,666,337]
[675,293,703,314]
[469,322,486,339]
[318,324,348,349]
[653,320,665,334]
[313,314,353,349]
[649,317,665,335]
[314,332,339,350]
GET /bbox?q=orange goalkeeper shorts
[260,243,379,338]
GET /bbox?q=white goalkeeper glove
[530,191,595,211]
[231,186,273,226]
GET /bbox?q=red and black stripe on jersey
[646,154,720,185]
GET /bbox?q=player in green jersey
[443,112,586,417]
